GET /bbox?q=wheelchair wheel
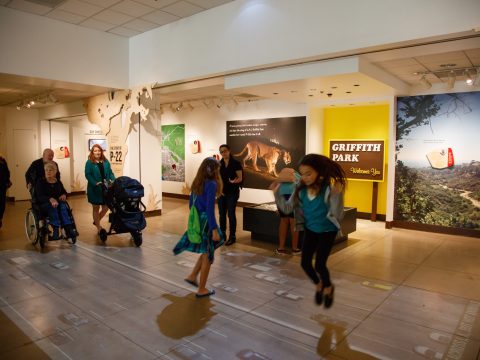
[132,232,142,247]
[25,209,40,246]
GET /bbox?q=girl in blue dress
[173,157,224,298]
[272,154,346,308]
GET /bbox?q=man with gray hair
[25,148,60,192]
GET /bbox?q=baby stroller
[25,198,78,250]
[100,176,146,247]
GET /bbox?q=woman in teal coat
[85,144,115,234]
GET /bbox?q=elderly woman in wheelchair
[25,161,77,248]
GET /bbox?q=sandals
[184,278,198,287]
[274,248,288,255]
[195,289,215,298]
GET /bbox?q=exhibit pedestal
[243,203,357,245]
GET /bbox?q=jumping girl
[272,154,346,308]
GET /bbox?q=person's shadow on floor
[312,313,379,359]
[157,293,217,339]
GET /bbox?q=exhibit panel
[323,105,390,217]
[394,91,480,235]
[227,116,306,190]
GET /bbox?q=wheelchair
[25,199,78,249]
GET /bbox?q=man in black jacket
[25,148,60,194]
[218,144,243,246]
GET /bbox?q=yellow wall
[323,105,389,214]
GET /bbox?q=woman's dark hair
[191,157,223,197]
[219,144,230,151]
[294,154,347,199]
[88,144,106,162]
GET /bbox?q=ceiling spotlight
[419,75,432,89]
[176,102,183,112]
[465,69,477,86]
[446,71,455,90]
[29,100,35,106]
[231,96,239,105]
[187,102,194,111]
[216,98,223,109]
[16,103,21,110]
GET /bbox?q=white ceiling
[0,0,234,37]
[0,1,479,110]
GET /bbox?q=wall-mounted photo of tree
[394,92,480,232]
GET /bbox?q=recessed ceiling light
[331,86,337,89]
[308,94,314,97]
[353,84,360,87]
[290,90,297,93]
[346,91,351,94]
[320,91,324,94]
[273,92,279,95]
[310,88,317,91]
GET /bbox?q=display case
[243,202,357,245]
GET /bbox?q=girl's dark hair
[191,157,223,197]
[295,154,347,198]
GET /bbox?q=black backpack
[112,176,144,200]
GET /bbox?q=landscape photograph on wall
[227,117,306,190]
[394,91,480,231]
[161,124,185,182]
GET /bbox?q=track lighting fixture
[446,71,455,90]
[414,66,479,90]
[176,102,183,112]
[465,69,477,86]
[14,91,57,110]
[419,75,432,89]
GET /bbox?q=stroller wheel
[132,232,142,247]
[99,229,108,242]
[39,230,47,249]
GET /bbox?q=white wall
[0,7,129,89]
[129,0,480,87]
[4,108,40,199]
[161,99,307,204]
[0,108,6,158]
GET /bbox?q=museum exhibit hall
[0,1,479,359]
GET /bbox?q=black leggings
[300,228,337,288]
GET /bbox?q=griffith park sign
[329,140,385,182]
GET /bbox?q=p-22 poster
[227,117,306,190]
